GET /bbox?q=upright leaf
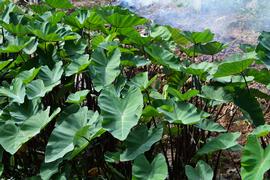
[45,106,88,162]
[132,154,168,180]
[99,86,143,141]
[241,135,270,180]
[90,48,121,91]
[185,160,213,180]
[120,124,163,161]
[0,78,25,104]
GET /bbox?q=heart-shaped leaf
[0,107,60,154]
[241,135,270,180]
[0,78,25,104]
[132,154,168,180]
[66,90,90,104]
[120,124,163,161]
[185,160,213,180]
[158,101,209,125]
[90,48,121,91]
[197,132,241,156]
[99,86,143,141]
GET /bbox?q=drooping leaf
[246,68,270,85]
[66,90,90,104]
[120,124,163,161]
[185,160,213,180]
[0,78,25,104]
[28,22,78,41]
[0,107,60,154]
[213,52,257,77]
[195,41,227,55]
[197,132,241,156]
[144,45,183,71]
[0,60,12,71]
[26,79,57,100]
[132,154,168,180]
[241,135,270,180]
[38,61,64,87]
[199,86,233,105]
[90,48,121,91]
[17,68,40,84]
[65,54,91,76]
[182,29,214,44]
[195,119,226,132]
[0,36,36,53]
[45,106,88,163]
[234,89,264,126]
[251,124,270,138]
[99,86,143,141]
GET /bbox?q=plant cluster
[0,0,270,179]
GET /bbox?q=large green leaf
[158,101,209,125]
[103,13,147,28]
[99,86,143,141]
[90,48,121,91]
[28,22,78,41]
[213,52,257,77]
[17,68,40,84]
[65,54,91,76]
[38,61,64,87]
[26,79,57,99]
[0,78,25,104]
[45,0,73,9]
[0,22,30,36]
[195,119,226,132]
[194,41,227,55]
[182,29,214,44]
[185,160,213,180]
[197,132,241,156]
[0,60,12,71]
[65,10,90,29]
[66,90,90,104]
[45,106,88,162]
[199,86,232,105]
[144,45,183,71]
[132,154,168,180]
[251,124,270,138]
[128,72,149,90]
[241,135,270,180]
[120,124,163,161]
[0,36,36,53]
[246,68,270,85]
[256,32,270,69]
[234,89,264,126]
[0,107,60,154]
[6,99,40,124]
[166,87,199,101]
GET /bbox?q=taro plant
[0,0,270,179]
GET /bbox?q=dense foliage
[0,0,270,179]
